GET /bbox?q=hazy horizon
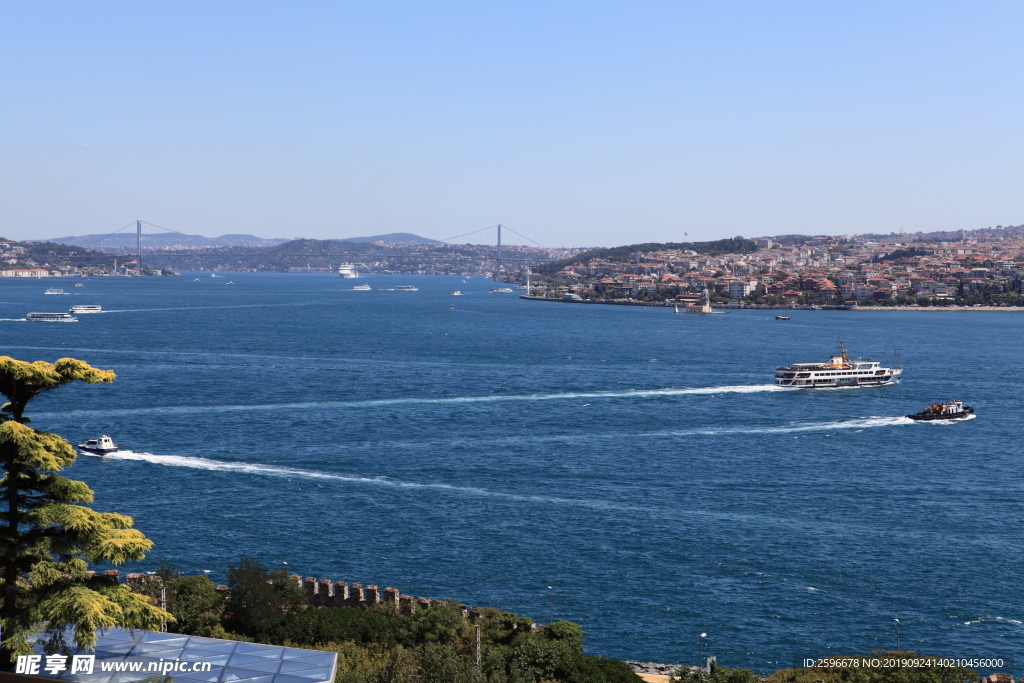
[4,1,1022,247]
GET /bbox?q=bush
[276,605,402,648]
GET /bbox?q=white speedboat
[490,288,513,293]
[775,340,902,388]
[70,305,102,314]
[395,285,418,291]
[44,288,64,295]
[27,312,78,322]
[78,435,118,455]
[452,290,462,296]
[338,263,359,278]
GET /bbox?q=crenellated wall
[122,570,468,618]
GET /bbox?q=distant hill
[47,233,289,250]
[47,231,438,250]
[339,232,438,244]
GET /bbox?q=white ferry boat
[395,285,419,291]
[44,288,64,295]
[338,263,359,279]
[351,284,371,291]
[27,312,78,322]
[452,290,462,296]
[774,340,902,388]
[78,435,118,455]
[490,288,514,293]
[70,305,102,314]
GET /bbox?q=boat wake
[654,415,915,437]
[101,303,309,314]
[86,450,638,512]
[42,385,785,419]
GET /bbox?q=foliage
[875,247,934,263]
[671,664,759,683]
[178,557,643,683]
[399,601,469,646]
[171,575,225,635]
[8,242,116,269]
[276,602,402,648]
[313,641,419,683]
[131,563,225,636]
[537,621,584,650]
[0,356,169,665]
[224,556,305,641]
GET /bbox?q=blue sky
[2,1,1022,247]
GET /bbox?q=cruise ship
[774,340,902,388]
[337,263,359,278]
[70,305,102,314]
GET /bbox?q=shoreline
[519,296,1024,312]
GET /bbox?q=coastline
[519,296,1024,312]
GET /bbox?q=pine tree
[0,356,170,666]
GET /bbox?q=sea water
[3,273,1022,672]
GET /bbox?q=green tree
[224,556,305,641]
[171,575,225,635]
[0,356,170,666]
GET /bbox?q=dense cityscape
[5,225,1022,307]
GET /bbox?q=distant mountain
[47,233,290,250]
[339,232,438,244]
[46,231,438,250]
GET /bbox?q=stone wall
[121,570,469,618]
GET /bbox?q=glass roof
[20,628,337,683]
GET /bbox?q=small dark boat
[907,400,973,421]
[775,315,790,320]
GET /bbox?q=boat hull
[907,407,973,421]
[78,446,118,454]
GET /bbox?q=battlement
[123,570,466,617]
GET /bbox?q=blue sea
[3,274,1022,673]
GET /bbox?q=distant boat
[70,305,102,314]
[44,288,64,295]
[490,288,513,293]
[78,435,118,455]
[74,283,84,287]
[210,273,217,278]
[907,400,973,421]
[338,263,359,279]
[452,290,462,296]
[27,312,77,322]
[775,315,791,320]
[395,285,418,291]
[352,284,371,291]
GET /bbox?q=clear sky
[3,1,1022,247]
